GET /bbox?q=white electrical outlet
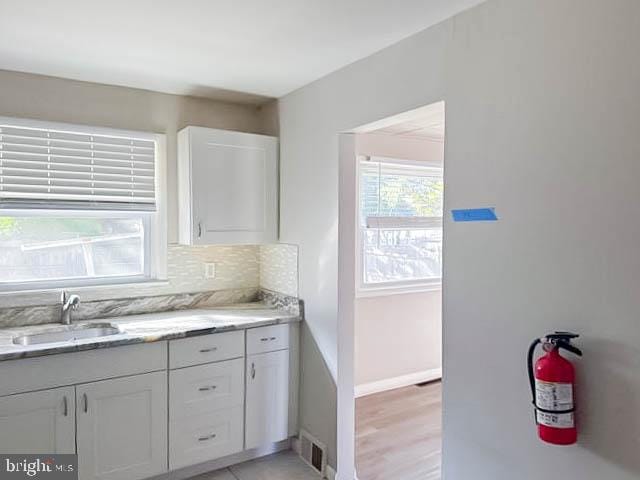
[204,263,216,279]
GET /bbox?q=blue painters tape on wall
[451,208,498,222]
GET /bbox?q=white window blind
[360,158,443,228]
[359,156,444,290]
[0,122,156,211]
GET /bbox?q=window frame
[0,116,167,295]
[356,155,443,298]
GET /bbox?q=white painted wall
[280,0,640,478]
[355,291,442,391]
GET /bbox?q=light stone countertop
[0,303,300,362]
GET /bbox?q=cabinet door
[0,387,75,454]
[187,127,278,245]
[77,372,167,480]
[245,350,290,449]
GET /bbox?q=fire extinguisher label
[535,380,573,411]
[536,411,575,429]
[535,380,575,429]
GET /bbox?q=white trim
[356,281,441,298]
[354,369,442,398]
[337,134,358,480]
[151,133,168,280]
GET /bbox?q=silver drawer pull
[198,385,218,392]
[260,337,277,342]
[199,347,218,353]
[198,433,217,442]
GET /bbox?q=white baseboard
[291,436,301,454]
[354,368,442,398]
[325,465,337,480]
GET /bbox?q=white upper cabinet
[178,127,278,245]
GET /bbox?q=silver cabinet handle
[83,393,88,413]
[197,222,203,238]
[260,337,277,342]
[199,347,218,353]
[251,362,256,379]
[198,385,218,392]
[198,433,217,442]
[63,396,68,417]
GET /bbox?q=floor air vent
[299,429,327,477]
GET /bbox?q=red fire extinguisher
[527,332,582,445]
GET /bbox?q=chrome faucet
[60,291,80,325]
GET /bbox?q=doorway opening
[338,101,445,480]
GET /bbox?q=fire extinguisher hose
[527,338,542,412]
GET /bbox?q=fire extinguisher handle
[557,340,583,357]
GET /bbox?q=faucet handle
[61,290,68,304]
[69,295,80,309]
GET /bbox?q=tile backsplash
[0,243,299,328]
[259,243,299,298]
[166,244,260,293]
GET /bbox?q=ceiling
[363,101,445,141]
[0,0,484,104]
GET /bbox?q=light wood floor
[355,381,442,480]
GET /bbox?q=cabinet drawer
[169,407,244,470]
[170,331,244,369]
[247,324,290,355]
[170,358,244,419]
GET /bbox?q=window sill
[0,280,171,309]
[356,282,442,299]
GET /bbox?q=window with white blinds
[358,156,444,293]
[0,117,165,291]
[0,122,156,210]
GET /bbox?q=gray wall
[279,0,640,478]
[279,15,449,475]
[0,70,277,244]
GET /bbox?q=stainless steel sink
[13,323,121,346]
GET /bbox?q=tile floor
[190,451,319,480]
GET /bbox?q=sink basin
[13,324,121,346]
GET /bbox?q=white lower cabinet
[245,349,290,450]
[169,358,245,469]
[0,325,298,479]
[76,371,168,480]
[170,406,244,469]
[0,386,75,454]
